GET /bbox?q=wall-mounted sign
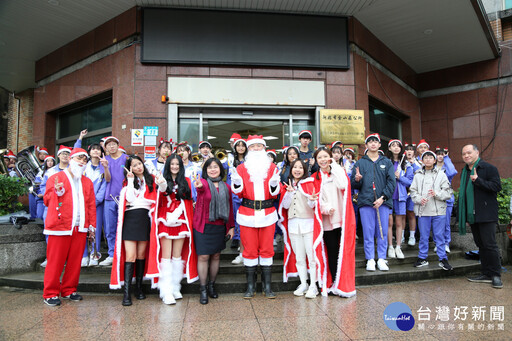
[144,146,156,160]
[319,109,365,145]
[131,129,143,146]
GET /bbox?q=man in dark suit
[459,144,502,289]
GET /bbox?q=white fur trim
[236,211,277,227]
[259,256,273,266]
[246,138,266,147]
[158,231,190,239]
[243,257,258,266]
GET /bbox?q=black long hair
[330,145,343,165]
[87,143,105,158]
[287,159,309,183]
[42,158,55,177]
[124,155,154,192]
[233,140,247,168]
[281,146,299,176]
[163,153,191,200]
[386,141,406,171]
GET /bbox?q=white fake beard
[69,160,84,179]
[245,150,271,183]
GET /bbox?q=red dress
[156,189,190,238]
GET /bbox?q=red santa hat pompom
[388,139,402,147]
[417,139,429,149]
[70,148,88,159]
[365,133,380,144]
[57,145,72,156]
[39,147,49,155]
[246,135,266,147]
[229,133,242,143]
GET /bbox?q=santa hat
[378,150,385,156]
[417,139,429,149]
[6,150,16,159]
[44,155,56,162]
[198,141,212,149]
[38,147,49,155]
[332,141,343,147]
[343,147,355,155]
[421,150,436,160]
[233,138,247,146]
[70,148,88,159]
[229,133,242,143]
[103,136,119,146]
[299,130,312,139]
[119,146,126,154]
[246,135,266,147]
[281,145,290,153]
[404,141,416,149]
[388,139,402,147]
[57,145,72,156]
[267,149,277,157]
[365,133,380,144]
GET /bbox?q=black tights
[197,253,221,285]
[323,228,341,280]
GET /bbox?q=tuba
[0,149,9,175]
[15,146,43,193]
[214,149,228,163]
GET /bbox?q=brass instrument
[191,152,201,163]
[214,149,228,163]
[0,149,9,175]
[15,146,43,193]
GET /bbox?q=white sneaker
[408,235,416,246]
[99,256,114,267]
[81,257,89,267]
[231,254,243,265]
[377,258,389,271]
[305,285,318,299]
[89,252,100,267]
[293,283,309,296]
[40,259,47,268]
[395,246,404,259]
[366,259,376,271]
[388,246,396,258]
[445,245,451,253]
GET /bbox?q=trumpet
[214,149,228,163]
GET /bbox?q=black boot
[122,262,134,306]
[207,281,218,298]
[261,265,276,299]
[243,266,257,299]
[199,285,209,304]
[135,259,146,300]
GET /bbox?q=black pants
[471,222,501,277]
[323,228,341,281]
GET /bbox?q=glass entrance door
[178,108,315,161]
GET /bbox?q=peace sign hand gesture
[284,180,295,193]
[354,167,363,182]
[309,191,320,202]
[124,166,134,178]
[100,157,108,167]
[193,173,203,188]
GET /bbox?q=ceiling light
[207,136,217,140]
[263,136,278,140]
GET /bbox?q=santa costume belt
[241,198,274,211]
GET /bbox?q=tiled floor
[0,271,511,340]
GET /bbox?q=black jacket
[460,160,502,223]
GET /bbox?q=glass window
[369,103,401,152]
[506,0,512,10]
[179,118,200,152]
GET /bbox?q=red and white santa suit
[311,162,356,297]
[146,178,198,293]
[109,176,161,289]
[43,149,96,299]
[278,177,329,296]
[231,136,280,266]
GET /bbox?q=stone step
[0,258,481,294]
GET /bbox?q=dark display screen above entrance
[142,8,349,69]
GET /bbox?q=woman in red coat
[147,154,198,305]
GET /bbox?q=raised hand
[355,167,362,182]
[470,168,478,182]
[155,173,166,185]
[193,173,203,188]
[309,190,320,201]
[124,166,134,178]
[79,129,88,140]
[285,180,295,193]
[54,175,63,192]
[100,157,108,167]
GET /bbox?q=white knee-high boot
[159,258,176,305]
[171,257,184,300]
